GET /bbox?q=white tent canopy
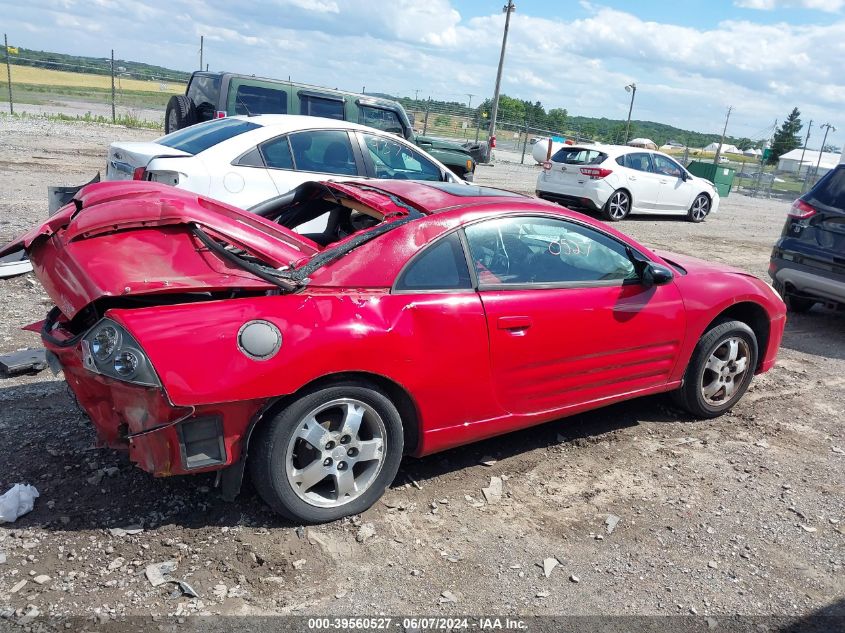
[627,138,657,149]
[704,142,741,154]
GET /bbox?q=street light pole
[623,83,636,144]
[487,0,515,162]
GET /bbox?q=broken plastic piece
[0,484,40,523]
[0,251,32,279]
[0,349,48,377]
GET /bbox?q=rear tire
[165,95,196,134]
[687,194,711,222]
[602,189,630,221]
[671,320,758,418]
[249,381,404,523]
[772,280,815,313]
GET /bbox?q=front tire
[672,320,758,418]
[249,382,404,523]
[602,189,630,221]
[164,95,196,134]
[687,194,711,223]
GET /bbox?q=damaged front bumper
[43,316,266,480]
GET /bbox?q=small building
[777,149,841,176]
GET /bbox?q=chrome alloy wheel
[285,398,386,508]
[607,191,630,220]
[701,337,750,405]
[691,195,710,221]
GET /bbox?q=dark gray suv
[769,162,845,312]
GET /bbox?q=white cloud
[281,0,340,13]
[735,0,845,12]
[3,0,844,145]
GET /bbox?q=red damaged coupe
[1,179,785,522]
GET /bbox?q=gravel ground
[0,116,843,627]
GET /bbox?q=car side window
[300,95,345,120]
[622,152,654,172]
[259,136,294,170]
[234,84,287,115]
[652,154,683,178]
[288,130,358,176]
[358,106,406,136]
[361,133,442,181]
[464,216,638,286]
[395,233,472,291]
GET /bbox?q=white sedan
[105,115,463,211]
[536,144,719,222]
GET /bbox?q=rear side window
[395,233,472,291]
[551,148,606,165]
[157,118,261,155]
[289,130,358,176]
[620,152,654,172]
[187,74,221,122]
[234,84,287,115]
[808,166,845,211]
[358,106,406,136]
[260,136,294,170]
[300,95,345,120]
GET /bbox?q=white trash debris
[0,484,40,523]
[145,560,178,587]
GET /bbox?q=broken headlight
[82,319,160,387]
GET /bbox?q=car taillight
[788,199,816,219]
[580,167,613,180]
[542,161,551,171]
[132,167,147,181]
[215,111,227,119]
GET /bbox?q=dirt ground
[0,115,843,627]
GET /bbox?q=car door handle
[629,176,637,181]
[659,179,669,184]
[497,316,533,331]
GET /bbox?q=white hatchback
[536,144,719,222]
[105,115,463,211]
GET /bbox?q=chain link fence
[1,43,186,129]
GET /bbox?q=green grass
[0,81,172,110]
[1,109,163,131]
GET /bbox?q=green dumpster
[687,161,736,198]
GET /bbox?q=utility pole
[814,123,836,181]
[713,106,733,165]
[4,34,12,114]
[623,83,636,144]
[798,119,813,181]
[199,35,204,71]
[110,49,115,123]
[414,89,420,103]
[488,0,515,162]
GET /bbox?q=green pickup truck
[166,72,477,181]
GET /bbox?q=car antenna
[237,95,254,117]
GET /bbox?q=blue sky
[2,0,843,148]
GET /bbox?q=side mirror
[641,262,674,287]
